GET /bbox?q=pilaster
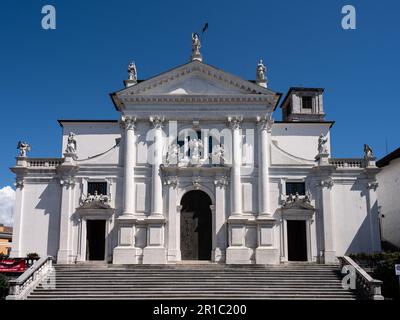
[312,158,337,264]
[56,154,79,264]
[9,157,28,257]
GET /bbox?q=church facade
[10,36,381,265]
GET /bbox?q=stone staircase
[27,263,358,300]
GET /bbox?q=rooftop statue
[191,32,202,61]
[256,59,266,81]
[364,144,374,158]
[318,133,328,154]
[65,132,77,154]
[128,61,137,82]
[17,141,31,157]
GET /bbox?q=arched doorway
[180,190,212,260]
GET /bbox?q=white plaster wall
[271,123,331,161]
[61,122,121,162]
[332,181,376,255]
[377,158,400,247]
[19,181,61,257]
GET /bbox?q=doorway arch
[180,190,212,260]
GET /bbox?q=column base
[255,247,279,264]
[57,249,73,264]
[323,250,338,264]
[226,247,252,264]
[212,248,226,263]
[113,246,141,264]
[167,249,181,262]
[143,247,167,264]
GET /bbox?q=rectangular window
[87,181,107,196]
[302,96,313,109]
[286,182,306,196]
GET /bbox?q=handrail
[338,256,384,300]
[6,256,54,300]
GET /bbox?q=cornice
[119,94,275,106]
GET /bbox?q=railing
[338,256,384,300]
[27,158,62,168]
[329,158,365,168]
[6,256,54,300]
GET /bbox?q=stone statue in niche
[211,144,225,165]
[189,138,203,165]
[166,143,181,165]
[17,141,31,157]
[318,133,328,154]
[65,132,77,154]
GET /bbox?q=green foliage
[350,252,400,300]
[0,274,9,300]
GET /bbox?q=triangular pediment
[112,60,281,108]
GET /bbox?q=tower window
[302,96,313,109]
[87,181,107,195]
[286,182,306,196]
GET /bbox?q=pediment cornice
[112,61,281,109]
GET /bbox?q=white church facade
[10,36,381,265]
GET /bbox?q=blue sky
[0,0,399,188]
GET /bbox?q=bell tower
[281,87,325,122]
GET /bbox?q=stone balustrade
[6,256,54,300]
[338,256,383,300]
[27,158,62,168]
[329,158,365,168]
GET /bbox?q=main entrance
[86,220,106,261]
[180,190,212,260]
[287,220,307,261]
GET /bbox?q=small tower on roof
[280,87,325,122]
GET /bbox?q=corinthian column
[121,115,137,215]
[228,116,243,216]
[257,115,273,216]
[150,115,165,216]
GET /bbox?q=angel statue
[65,132,77,154]
[364,144,374,158]
[318,133,328,154]
[128,61,137,81]
[17,141,31,157]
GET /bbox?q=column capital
[317,177,333,189]
[214,176,229,189]
[149,115,165,129]
[256,115,274,133]
[164,176,178,189]
[227,115,243,130]
[120,115,137,130]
